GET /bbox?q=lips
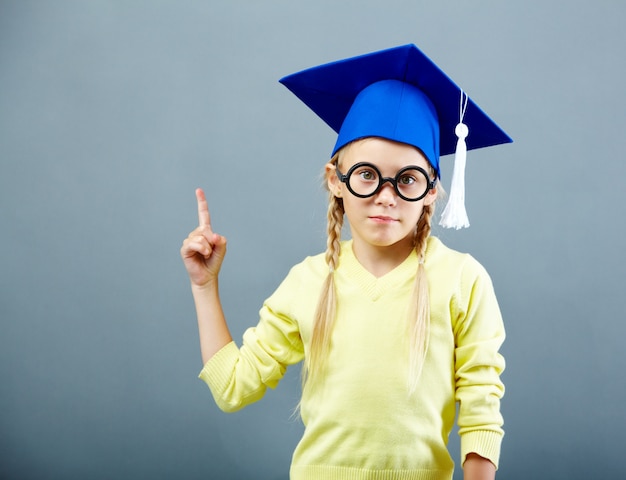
[369,215,397,223]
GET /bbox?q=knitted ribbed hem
[460,430,503,469]
[198,341,242,412]
[290,465,452,480]
[198,341,238,385]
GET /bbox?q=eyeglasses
[335,162,436,202]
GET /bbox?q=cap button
[455,123,469,139]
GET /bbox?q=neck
[351,236,415,278]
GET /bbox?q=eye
[398,173,416,185]
[355,168,378,182]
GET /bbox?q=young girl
[181,44,511,480]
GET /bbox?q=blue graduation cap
[279,44,512,229]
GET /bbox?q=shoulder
[267,248,328,302]
[262,249,328,325]
[427,238,503,334]
[426,236,488,275]
[286,249,328,280]
[426,236,494,294]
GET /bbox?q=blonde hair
[303,146,439,394]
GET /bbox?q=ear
[423,185,437,207]
[325,163,341,196]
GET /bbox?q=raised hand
[180,188,228,287]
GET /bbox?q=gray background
[1,1,625,479]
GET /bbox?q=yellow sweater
[200,237,505,480]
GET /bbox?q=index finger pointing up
[196,188,211,227]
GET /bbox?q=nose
[374,180,397,206]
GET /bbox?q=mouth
[369,215,398,224]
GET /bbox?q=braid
[304,173,344,390]
[407,202,435,393]
[325,193,344,271]
[415,203,433,261]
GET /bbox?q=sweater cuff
[198,341,239,389]
[460,430,503,469]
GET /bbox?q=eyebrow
[339,162,434,177]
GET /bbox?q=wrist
[191,278,219,295]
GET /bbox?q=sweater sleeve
[198,275,305,413]
[452,258,506,469]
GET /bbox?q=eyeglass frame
[335,161,437,202]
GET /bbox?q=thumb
[211,233,228,259]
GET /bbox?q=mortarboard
[279,44,512,229]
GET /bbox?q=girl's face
[327,137,437,262]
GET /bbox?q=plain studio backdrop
[1,1,625,479]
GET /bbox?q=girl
[181,44,511,480]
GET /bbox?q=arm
[180,188,232,364]
[463,453,496,480]
[454,260,506,469]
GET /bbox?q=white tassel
[440,91,470,229]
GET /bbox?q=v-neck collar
[338,240,420,301]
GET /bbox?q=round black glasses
[335,162,436,202]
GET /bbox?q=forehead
[339,137,431,172]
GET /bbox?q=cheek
[340,196,359,218]
[341,196,372,224]
[407,204,426,223]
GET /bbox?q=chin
[371,235,414,249]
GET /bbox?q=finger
[196,188,211,227]
[182,236,212,258]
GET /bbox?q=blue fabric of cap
[279,44,512,178]
[335,79,440,173]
